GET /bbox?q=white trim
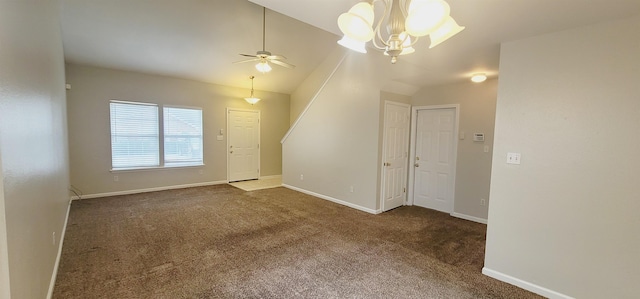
[70,180,227,200]
[407,104,460,212]
[380,101,411,212]
[450,212,488,224]
[281,52,348,144]
[46,199,72,299]
[282,184,381,215]
[482,267,574,299]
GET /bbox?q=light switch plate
[507,152,521,164]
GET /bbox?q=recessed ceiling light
[471,73,487,83]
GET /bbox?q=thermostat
[473,133,485,142]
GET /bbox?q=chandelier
[337,0,465,63]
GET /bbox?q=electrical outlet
[114,175,119,182]
[52,232,56,246]
[480,198,486,206]
[506,152,521,164]
[300,174,304,181]
[350,186,354,193]
[199,169,204,175]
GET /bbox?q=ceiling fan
[234,7,295,73]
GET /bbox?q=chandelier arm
[400,0,409,18]
[372,0,391,50]
[408,35,419,46]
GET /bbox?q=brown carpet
[53,184,541,298]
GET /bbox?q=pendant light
[244,76,261,105]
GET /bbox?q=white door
[381,102,410,211]
[228,109,260,182]
[413,108,456,212]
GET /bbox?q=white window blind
[110,101,159,169]
[163,107,203,166]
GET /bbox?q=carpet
[53,185,541,298]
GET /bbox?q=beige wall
[0,1,70,298]
[283,51,405,212]
[66,64,289,196]
[412,79,498,220]
[485,15,640,298]
[289,46,347,125]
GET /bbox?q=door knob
[414,163,419,167]
[230,151,233,154]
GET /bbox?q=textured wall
[0,1,70,297]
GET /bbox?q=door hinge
[257,144,260,149]
[403,187,406,193]
[258,169,260,173]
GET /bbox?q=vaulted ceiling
[61,0,640,95]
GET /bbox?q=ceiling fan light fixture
[471,73,487,83]
[244,76,261,105]
[337,36,368,54]
[234,7,295,72]
[255,61,272,73]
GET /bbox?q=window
[110,101,160,168]
[110,101,203,170]
[163,107,203,166]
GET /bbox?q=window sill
[110,163,204,173]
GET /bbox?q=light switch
[484,145,490,153]
[507,152,521,165]
[459,131,465,140]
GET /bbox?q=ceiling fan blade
[268,54,287,60]
[270,59,295,69]
[239,54,258,58]
[232,58,261,64]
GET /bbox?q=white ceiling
[61,0,640,95]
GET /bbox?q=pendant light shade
[244,76,261,105]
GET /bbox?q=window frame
[109,100,205,172]
[162,105,204,167]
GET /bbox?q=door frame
[407,104,460,213]
[226,107,260,182]
[379,101,411,212]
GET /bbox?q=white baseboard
[450,212,488,224]
[282,184,381,215]
[482,267,574,299]
[70,180,228,200]
[47,199,72,299]
[259,174,282,180]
